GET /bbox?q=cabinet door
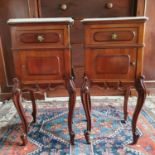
[13,50,66,84]
[85,48,137,82]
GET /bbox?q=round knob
[37,35,44,42]
[105,3,113,9]
[112,33,118,40]
[131,61,136,67]
[60,4,68,11]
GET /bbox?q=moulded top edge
[81,16,148,23]
[7,17,74,24]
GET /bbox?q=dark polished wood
[36,0,140,88]
[136,0,146,16]
[12,78,29,146]
[0,0,30,91]
[0,0,151,92]
[80,74,91,144]
[39,0,134,18]
[8,18,76,145]
[131,75,146,145]
[0,37,7,92]
[144,0,155,86]
[123,87,131,122]
[27,0,40,17]
[23,87,37,123]
[81,17,147,144]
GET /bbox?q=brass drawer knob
[60,4,68,11]
[112,33,118,40]
[37,35,45,42]
[105,3,113,9]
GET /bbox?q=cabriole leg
[29,90,37,123]
[66,76,76,145]
[80,75,91,144]
[121,87,131,123]
[12,78,28,146]
[131,76,146,145]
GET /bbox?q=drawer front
[40,0,133,18]
[12,27,68,49]
[13,50,66,84]
[20,32,61,44]
[85,48,137,81]
[86,27,138,45]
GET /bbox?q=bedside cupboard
[8,18,76,145]
[81,17,148,144]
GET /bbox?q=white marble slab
[81,16,148,22]
[7,17,74,24]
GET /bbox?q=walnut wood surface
[0,0,153,92]
[9,20,76,145]
[81,18,147,144]
[144,0,155,81]
[39,0,134,18]
[85,48,137,81]
[0,0,29,90]
[0,37,7,91]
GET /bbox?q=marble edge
[7,18,74,24]
[81,16,148,22]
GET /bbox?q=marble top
[81,16,148,22]
[7,18,74,24]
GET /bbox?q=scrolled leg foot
[121,120,126,124]
[84,130,91,144]
[19,133,28,146]
[130,133,139,145]
[70,131,75,145]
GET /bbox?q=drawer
[85,48,137,81]
[13,50,66,84]
[40,0,133,18]
[12,27,68,49]
[86,27,138,45]
[20,32,61,44]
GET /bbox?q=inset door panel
[26,56,60,75]
[96,55,130,74]
[13,50,65,84]
[85,48,137,81]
